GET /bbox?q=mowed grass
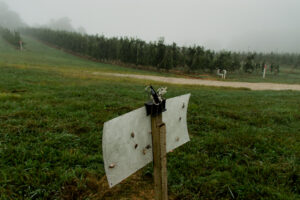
[224,67,300,84]
[0,64,299,199]
[0,37,299,199]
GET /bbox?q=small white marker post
[223,70,227,80]
[102,86,191,200]
[263,64,267,79]
[217,69,227,79]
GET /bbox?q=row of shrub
[0,26,22,48]
[22,27,298,73]
[23,28,263,73]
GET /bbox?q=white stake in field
[263,64,267,79]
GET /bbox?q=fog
[0,2,26,28]
[1,0,300,53]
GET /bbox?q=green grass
[0,33,300,84]
[0,35,176,77]
[2,35,300,85]
[224,67,300,84]
[0,36,299,199]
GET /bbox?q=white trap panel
[102,93,191,187]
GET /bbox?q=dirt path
[94,72,300,91]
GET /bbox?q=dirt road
[94,72,300,91]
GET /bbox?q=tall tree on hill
[230,53,242,71]
[156,37,166,70]
[205,50,215,73]
[215,51,232,71]
[171,43,180,68]
[244,53,256,73]
[186,47,197,71]
[160,48,174,71]
[261,61,266,72]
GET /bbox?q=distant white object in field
[102,94,191,188]
[217,69,227,79]
[263,64,267,79]
[223,70,227,79]
[217,69,222,78]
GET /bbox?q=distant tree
[190,54,200,71]
[230,53,241,71]
[215,51,232,71]
[77,26,86,35]
[244,54,255,73]
[261,61,266,72]
[270,63,274,73]
[156,37,166,70]
[21,27,300,75]
[205,50,215,73]
[274,64,280,75]
[171,43,180,68]
[186,47,196,71]
[162,48,174,71]
[255,63,261,72]
[46,17,75,32]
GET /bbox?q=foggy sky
[2,0,300,53]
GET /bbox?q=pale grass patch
[0,93,21,99]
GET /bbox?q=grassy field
[2,34,300,85]
[0,35,178,77]
[224,67,300,84]
[0,36,299,199]
[188,66,300,84]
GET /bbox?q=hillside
[0,36,299,199]
[0,35,171,76]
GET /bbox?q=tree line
[0,26,23,48]
[22,28,300,73]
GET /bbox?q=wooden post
[151,113,168,200]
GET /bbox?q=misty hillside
[42,17,86,34]
[0,2,85,34]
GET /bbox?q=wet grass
[0,65,299,199]
[225,67,300,84]
[0,36,299,199]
